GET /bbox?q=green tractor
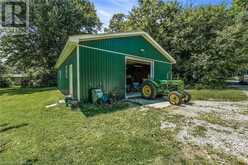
[141,79,191,105]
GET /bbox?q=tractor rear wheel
[141,81,157,99]
[168,92,182,105]
[182,91,191,104]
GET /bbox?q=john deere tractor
[141,80,191,105]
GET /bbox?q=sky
[90,0,232,28]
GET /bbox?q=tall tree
[214,13,248,78]
[107,13,128,32]
[232,0,248,12]
[0,60,7,76]
[128,0,181,46]
[171,6,233,86]
[107,0,245,87]
[0,0,101,86]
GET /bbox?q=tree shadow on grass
[0,87,56,96]
[0,123,29,133]
[22,158,39,165]
[79,102,133,117]
[0,123,28,154]
[0,123,9,127]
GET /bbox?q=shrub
[0,78,13,88]
[20,72,56,88]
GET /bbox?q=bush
[20,72,57,88]
[20,79,30,88]
[0,78,13,88]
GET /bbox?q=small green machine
[141,79,191,105]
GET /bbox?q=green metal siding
[154,62,172,80]
[79,46,125,102]
[58,35,172,102]
[57,49,78,98]
[57,65,66,93]
[80,36,171,63]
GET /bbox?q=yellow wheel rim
[142,85,152,97]
[169,94,179,104]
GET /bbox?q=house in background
[55,32,176,103]
[240,70,248,84]
[0,74,28,85]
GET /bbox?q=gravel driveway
[161,85,248,163]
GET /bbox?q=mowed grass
[188,89,247,101]
[0,87,189,165]
[0,88,245,164]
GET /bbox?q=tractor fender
[143,79,159,88]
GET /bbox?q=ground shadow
[0,123,29,133]
[79,102,132,117]
[0,87,56,96]
[22,158,39,165]
[0,123,9,127]
[79,97,172,117]
[127,97,168,106]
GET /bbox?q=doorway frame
[125,56,154,99]
[69,64,73,97]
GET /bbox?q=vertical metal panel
[154,61,172,80]
[79,46,125,102]
[57,49,77,98]
[80,36,171,63]
[57,64,66,94]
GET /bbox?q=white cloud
[98,9,112,18]
[97,9,115,28]
[91,0,137,29]
[108,0,136,9]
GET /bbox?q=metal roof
[55,31,176,69]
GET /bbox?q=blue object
[101,95,109,103]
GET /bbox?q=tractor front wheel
[168,92,182,106]
[141,82,157,99]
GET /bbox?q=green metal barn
[55,32,176,103]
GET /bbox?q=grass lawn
[0,88,245,164]
[188,89,247,101]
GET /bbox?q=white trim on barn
[69,64,73,96]
[77,45,80,100]
[55,31,176,69]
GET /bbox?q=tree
[127,0,181,46]
[107,13,128,32]
[171,6,233,86]
[0,60,7,76]
[232,0,248,12]
[0,0,101,87]
[214,14,248,78]
[0,60,12,88]
[107,0,246,87]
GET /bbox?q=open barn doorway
[125,57,154,98]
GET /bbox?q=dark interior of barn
[126,59,151,97]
